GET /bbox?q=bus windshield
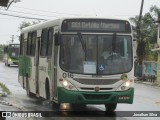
[9,47,19,58]
[60,34,133,75]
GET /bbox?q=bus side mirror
[55,32,61,46]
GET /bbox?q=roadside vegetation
[130,5,160,64]
[0,82,11,95]
[0,44,6,61]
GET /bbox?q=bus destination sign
[61,19,131,33]
[70,22,122,30]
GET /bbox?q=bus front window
[60,35,132,75]
[9,47,19,58]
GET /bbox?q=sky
[0,0,159,44]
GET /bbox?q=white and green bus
[19,18,134,111]
[4,44,20,67]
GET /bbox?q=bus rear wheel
[105,103,117,111]
[45,79,50,100]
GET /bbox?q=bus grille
[83,94,111,100]
[74,78,120,85]
[80,87,113,91]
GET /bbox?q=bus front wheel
[105,103,117,111]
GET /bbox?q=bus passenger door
[52,29,58,99]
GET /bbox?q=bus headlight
[63,80,68,86]
[117,80,133,91]
[59,79,77,90]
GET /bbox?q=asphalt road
[0,61,159,120]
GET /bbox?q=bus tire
[26,75,34,97]
[45,79,50,100]
[105,103,117,111]
[8,64,10,67]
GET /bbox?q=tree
[150,5,160,22]
[18,20,41,31]
[0,44,6,61]
[130,15,146,64]
[129,5,160,64]
[17,20,41,41]
[19,21,31,30]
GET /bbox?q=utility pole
[11,35,14,43]
[138,0,144,41]
[137,0,144,65]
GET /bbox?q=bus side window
[40,28,48,56]
[47,28,53,57]
[27,33,32,55]
[20,34,24,55]
[30,32,37,56]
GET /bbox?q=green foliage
[145,41,158,61]
[19,21,31,30]
[18,20,41,30]
[0,44,6,61]
[150,5,160,22]
[0,82,11,95]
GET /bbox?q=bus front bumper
[58,87,134,104]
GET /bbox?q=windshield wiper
[77,32,87,60]
[110,33,117,61]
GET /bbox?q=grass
[0,82,11,95]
